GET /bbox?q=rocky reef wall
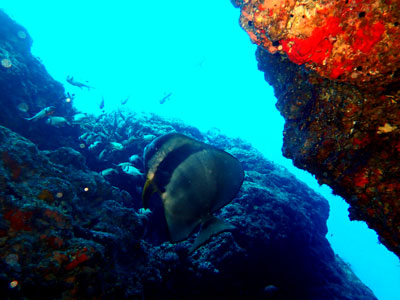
[0,9,76,150]
[0,123,377,299]
[232,0,400,258]
[0,8,378,299]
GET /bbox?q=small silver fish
[100,168,117,177]
[109,142,124,150]
[72,113,88,122]
[129,154,140,163]
[121,165,143,177]
[46,116,69,127]
[98,149,108,160]
[78,132,90,141]
[17,102,29,112]
[88,141,102,150]
[115,162,133,168]
[24,106,55,121]
[143,134,156,141]
[138,208,152,215]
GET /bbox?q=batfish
[142,132,244,252]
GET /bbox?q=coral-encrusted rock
[232,0,400,259]
[0,8,377,299]
[232,0,400,88]
[0,123,377,299]
[0,125,153,299]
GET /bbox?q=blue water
[2,1,400,299]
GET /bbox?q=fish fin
[164,210,201,244]
[208,149,244,212]
[142,178,156,209]
[189,216,235,253]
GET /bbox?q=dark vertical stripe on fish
[153,143,203,192]
[143,133,177,167]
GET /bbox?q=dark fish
[159,92,172,104]
[121,96,130,105]
[142,132,244,252]
[99,96,105,110]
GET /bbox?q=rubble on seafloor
[232,0,400,258]
[0,8,378,299]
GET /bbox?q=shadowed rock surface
[232,0,400,258]
[0,9,377,300]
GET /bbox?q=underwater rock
[0,9,377,299]
[142,130,376,299]
[0,10,77,149]
[0,122,377,299]
[232,0,400,259]
[0,125,154,299]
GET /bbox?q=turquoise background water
[2,1,400,299]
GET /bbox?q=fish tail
[190,216,235,253]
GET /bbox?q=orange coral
[65,248,90,270]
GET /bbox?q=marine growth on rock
[232,0,400,258]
